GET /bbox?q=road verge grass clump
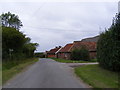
[75,65,119,88]
[51,58,97,63]
[2,58,38,84]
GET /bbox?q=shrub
[34,53,45,58]
[97,13,120,71]
[2,26,39,60]
[71,47,90,61]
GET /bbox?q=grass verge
[51,58,97,63]
[2,58,38,84]
[74,64,119,88]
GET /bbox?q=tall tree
[1,12,23,30]
[2,27,26,59]
[2,12,39,60]
[23,43,39,57]
[97,13,120,71]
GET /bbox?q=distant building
[46,46,62,58]
[46,35,98,60]
[71,41,97,59]
[56,43,73,60]
[57,41,97,60]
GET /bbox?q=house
[81,35,99,42]
[70,41,97,59]
[46,46,61,58]
[56,43,73,60]
[57,41,97,60]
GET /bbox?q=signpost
[9,49,13,59]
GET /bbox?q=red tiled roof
[70,41,96,51]
[58,43,73,53]
[47,47,61,54]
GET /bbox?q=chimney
[59,46,61,48]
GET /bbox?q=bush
[34,53,45,58]
[97,13,120,71]
[2,26,39,60]
[2,27,26,60]
[71,47,90,61]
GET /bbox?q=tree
[71,46,90,61]
[34,52,45,58]
[23,43,39,57]
[2,26,39,60]
[97,13,120,71]
[2,12,39,60]
[1,12,23,30]
[2,27,26,59]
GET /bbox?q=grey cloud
[0,2,118,52]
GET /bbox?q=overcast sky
[0,0,119,52]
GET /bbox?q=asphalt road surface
[3,58,89,88]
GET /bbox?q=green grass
[75,64,119,88]
[2,58,38,84]
[51,58,97,63]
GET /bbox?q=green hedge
[97,13,120,71]
[71,47,90,61]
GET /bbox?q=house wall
[57,52,96,60]
[57,52,71,60]
[47,54,56,58]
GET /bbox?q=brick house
[56,43,73,59]
[81,35,99,42]
[46,46,61,58]
[57,41,97,60]
[70,41,97,59]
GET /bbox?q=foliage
[2,27,26,60]
[2,27,39,60]
[97,13,120,71]
[34,52,45,58]
[23,43,39,58]
[2,12,39,61]
[71,46,90,61]
[1,12,23,30]
[2,27,26,51]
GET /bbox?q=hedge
[97,13,120,71]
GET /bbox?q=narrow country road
[3,58,89,88]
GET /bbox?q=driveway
[3,58,90,88]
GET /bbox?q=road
[3,58,89,88]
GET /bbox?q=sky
[0,0,119,52]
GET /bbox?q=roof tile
[47,47,61,54]
[58,43,73,52]
[70,41,96,51]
